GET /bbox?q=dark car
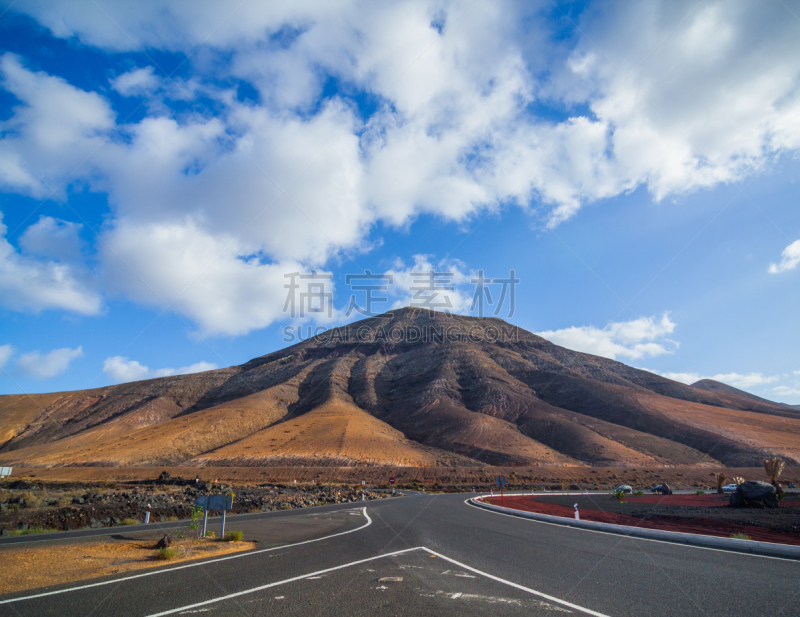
[615,485,633,494]
[650,484,672,495]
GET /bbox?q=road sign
[389,477,395,485]
[0,467,11,479]
[361,480,365,486]
[194,494,233,510]
[496,475,507,505]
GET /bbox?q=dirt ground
[0,534,255,595]
[9,464,799,490]
[485,493,800,545]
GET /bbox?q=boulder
[158,471,171,481]
[730,480,779,508]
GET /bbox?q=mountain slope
[1,308,798,468]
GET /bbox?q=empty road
[0,492,797,616]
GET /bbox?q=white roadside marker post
[145,503,151,524]
[202,507,209,538]
[574,503,580,520]
[221,508,227,537]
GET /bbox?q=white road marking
[146,547,423,616]
[146,546,609,617]
[0,508,372,605]
[423,547,609,616]
[465,497,800,562]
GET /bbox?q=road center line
[0,507,372,605]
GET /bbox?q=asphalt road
[0,492,798,616]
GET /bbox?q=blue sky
[1,0,799,402]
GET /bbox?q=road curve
[0,492,797,617]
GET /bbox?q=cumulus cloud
[538,313,677,361]
[768,240,800,274]
[16,346,83,379]
[385,254,475,315]
[656,370,780,389]
[111,66,160,97]
[0,344,13,368]
[0,214,102,315]
[102,356,217,384]
[773,385,800,397]
[1,1,800,334]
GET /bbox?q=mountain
[1,309,799,469]
[691,378,800,411]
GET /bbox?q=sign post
[495,475,507,505]
[194,494,233,538]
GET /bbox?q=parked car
[615,485,633,494]
[722,483,738,492]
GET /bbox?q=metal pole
[202,508,208,538]
[221,509,227,537]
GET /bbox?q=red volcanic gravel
[484,495,800,546]
[621,494,729,507]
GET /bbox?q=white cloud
[0,53,114,198]
[19,216,84,262]
[0,344,14,368]
[16,346,83,379]
[660,372,701,385]
[656,370,780,389]
[385,254,475,315]
[710,372,780,389]
[102,356,217,384]
[772,385,800,397]
[111,66,159,97]
[538,313,677,361]
[0,214,102,315]
[768,240,800,274]
[1,2,800,334]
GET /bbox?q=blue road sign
[495,475,507,489]
[194,494,233,510]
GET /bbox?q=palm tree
[714,472,727,494]
[764,457,785,492]
[731,476,745,486]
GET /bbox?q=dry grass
[0,536,255,594]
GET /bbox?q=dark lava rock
[730,481,779,508]
[154,534,174,549]
[158,471,172,481]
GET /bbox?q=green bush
[731,532,750,540]
[119,517,140,526]
[154,548,177,560]
[695,490,705,496]
[224,530,244,542]
[8,526,54,536]
[633,491,644,497]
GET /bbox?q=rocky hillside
[1,308,799,468]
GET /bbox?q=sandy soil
[0,535,255,595]
[485,494,800,545]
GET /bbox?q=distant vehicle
[650,484,672,495]
[722,483,738,493]
[615,485,633,494]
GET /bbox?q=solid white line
[0,507,372,605]
[464,498,800,563]
[421,546,611,617]
[146,543,609,617]
[146,547,423,617]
